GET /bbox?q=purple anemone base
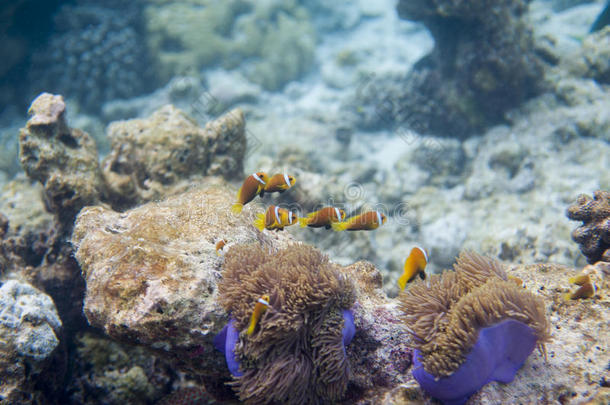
[412,319,538,405]
[214,309,356,377]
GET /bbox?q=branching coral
[216,243,356,404]
[399,251,550,404]
[566,190,610,264]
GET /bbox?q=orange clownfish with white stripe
[253,205,298,231]
[231,172,269,214]
[331,210,386,232]
[246,294,271,335]
[264,173,296,194]
[397,246,428,290]
[215,239,227,256]
[299,206,346,229]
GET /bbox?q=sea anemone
[399,251,550,405]
[215,243,356,404]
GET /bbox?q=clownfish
[215,239,227,256]
[563,282,597,301]
[246,294,271,335]
[231,172,269,214]
[299,207,346,229]
[508,275,526,288]
[331,211,387,232]
[253,205,298,231]
[264,174,296,193]
[397,246,428,290]
[563,273,597,301]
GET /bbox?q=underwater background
[0,0,609,404]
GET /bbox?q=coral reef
[216,243,355,404]
[399,251,550,404]
[567,190,610,263]
[102,105,246,209]
[18,93,105,227]
[70,177,418,403]
[361,0,545,137]
[144,0,315,90]
[28,0,154,112]
[0,279,62,404]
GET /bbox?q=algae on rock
[102,105,246,209]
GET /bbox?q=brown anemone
[399,251,550,377]
[218,243,355,404]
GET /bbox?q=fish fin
[298,217,309,228]
[278,189,285,193]
[306,212,316,219]
[259,189,265,198]
[563,292,573,302]
[397,275,407,291]
[253,214,266,231]
[216,250,222,257]
[325,224,331,230]
[331,221,347,232]
[231,203,243,214]
[419,271,426,280]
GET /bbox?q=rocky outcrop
[102,105,245,209]
[0,279,62,404]
[19,93,105,227]
[71,182,283,377]
[375,0,545,137]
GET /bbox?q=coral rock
[102,105,245,209]
[71,182,291,377]
[388,0,544,137]
[19,93,105,226]
[566,190,610,263]
[0,279,62,404]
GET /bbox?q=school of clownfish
[219,172,599,336]
[220,171,430,333]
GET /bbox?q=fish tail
[253,214,266,231]
[397,275,407,291]
[331,221,347,232]
[298,217,309,228]
[231,203,243,215]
